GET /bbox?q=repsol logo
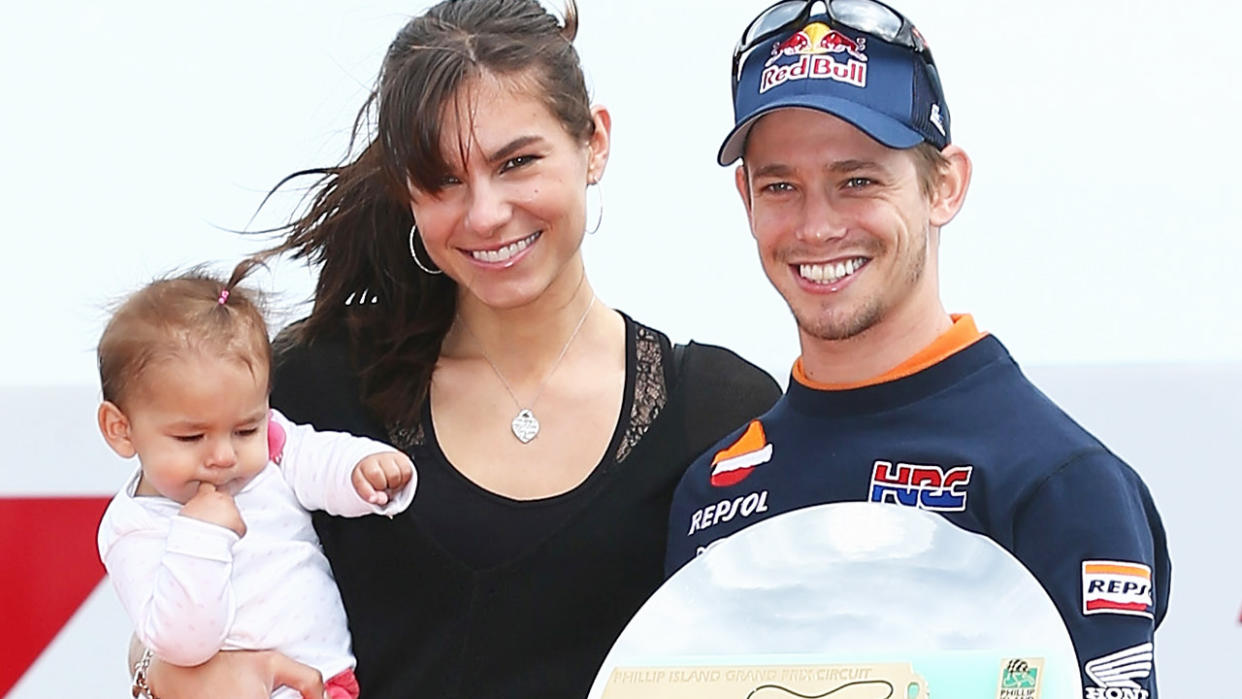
[687,491,769,535]
[1087,579,1149,595]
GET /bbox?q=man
[665,1,1170,696]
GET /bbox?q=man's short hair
[911,142,949,200]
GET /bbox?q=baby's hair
[98,258,271,408]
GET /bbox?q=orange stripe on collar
[793,314,989,391]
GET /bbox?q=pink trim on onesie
[267,411,287,464]
[325,668,360,698]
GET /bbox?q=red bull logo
[760,22,868,94]
[765,22,868,66]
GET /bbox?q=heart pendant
[511,409,540,444]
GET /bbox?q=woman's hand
[145,648,325,699]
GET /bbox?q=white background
[2,0,1238,696]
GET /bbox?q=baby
[95,266,414,698]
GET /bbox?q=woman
[144,0,778,696]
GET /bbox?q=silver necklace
[458,294,596,444]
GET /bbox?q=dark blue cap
[719,16,949,165]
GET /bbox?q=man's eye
[762,182,795,194]
[501,154,540,172]
[844,177,874,188]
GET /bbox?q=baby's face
[124,353,271,504]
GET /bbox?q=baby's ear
[97,402,136,458]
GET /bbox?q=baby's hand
[352,452,414,507]
[180,482,247,537]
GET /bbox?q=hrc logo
[868,461,973,512]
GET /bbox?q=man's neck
[797,300,953,386]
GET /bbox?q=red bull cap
[720,13,949,165]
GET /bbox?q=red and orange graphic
[709,420,774,488]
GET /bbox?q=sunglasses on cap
[731,0,935,99]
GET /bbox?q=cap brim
[717,95,926,165]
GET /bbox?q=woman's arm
[132,637,325,699]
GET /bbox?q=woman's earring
[408,224,443,275]
[585,178,604,236]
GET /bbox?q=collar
[783,328,1012,419]
[792,314,988,391]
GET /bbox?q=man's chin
[794,304,883,343]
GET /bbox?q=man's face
[737,108,944,343]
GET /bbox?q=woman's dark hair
[258,0,593,428]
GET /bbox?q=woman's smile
[464,230,542,267]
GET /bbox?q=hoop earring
[585,180,604,236]
[408,224,443,275]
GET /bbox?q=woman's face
[409,73,610,312]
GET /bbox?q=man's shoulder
[937,338,1146,498]
[952,338,1114,450]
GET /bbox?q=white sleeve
[271,409,416,517]
[100,510,239,667]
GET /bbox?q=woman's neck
[444,266,604,380]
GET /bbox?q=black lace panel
[615,325,668,463]
[386,322,669,465]
[388,422,425,452]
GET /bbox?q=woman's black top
[271,314,780,698]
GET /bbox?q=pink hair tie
[217,289,230,305]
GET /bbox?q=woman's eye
[501,155,539,172]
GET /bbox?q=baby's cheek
[172,480,199,505]
[245,449,269,476]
